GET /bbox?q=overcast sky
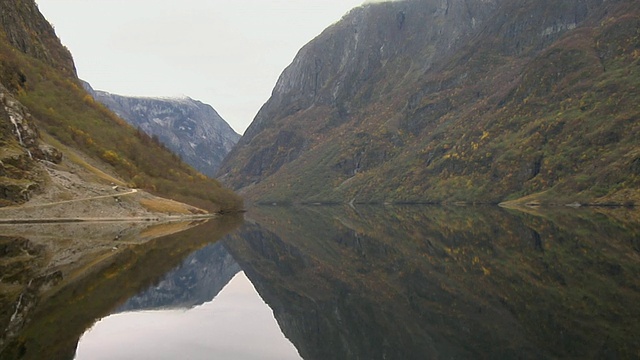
[35,0,370,134]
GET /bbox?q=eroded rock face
[0,86,38,205]
[33,144,62,164]
[0,0,76,76]
[0,84,61,206]
[241,0,501,143]
[0,87,39,150]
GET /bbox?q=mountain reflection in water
[117,241,241,312]
[76,242,301,359]
[76,271,301,360]
[0,216,243,360]
[1,206,639,359]
[223,205,640,360]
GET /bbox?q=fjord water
[74,241,301,360]
[2,206,639,359]
[220,205,640,359]
[75,271,301,360]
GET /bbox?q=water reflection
[76,272,301,360]
[1,206,639,359]
[223,205,640,359]
[118,241,241,311]
[76,228,301,359]
[0,216,243,360]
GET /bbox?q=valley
[0,0,639,358]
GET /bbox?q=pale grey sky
[35,0,369,134]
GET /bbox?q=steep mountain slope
[0,0,75,77]
[218,0,640,205]
[83,83,240,177]
[0,0,241,211]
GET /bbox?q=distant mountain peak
[83,81,240,177]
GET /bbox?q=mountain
[83,83,240,177]
[218,0,640,206]
[0,0,241,212]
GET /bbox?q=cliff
[0,0,75,76]
[218,0,640,205]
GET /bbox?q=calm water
[75,271,301,360]
[1,206,639,359]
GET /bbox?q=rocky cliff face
[241,0,499,141]
[219,0,640,205]
[83,83,240,177]
[0,84,62,206]
[0,0,71,206]
[0,0,76,76]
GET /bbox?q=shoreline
[0,213,218,225]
